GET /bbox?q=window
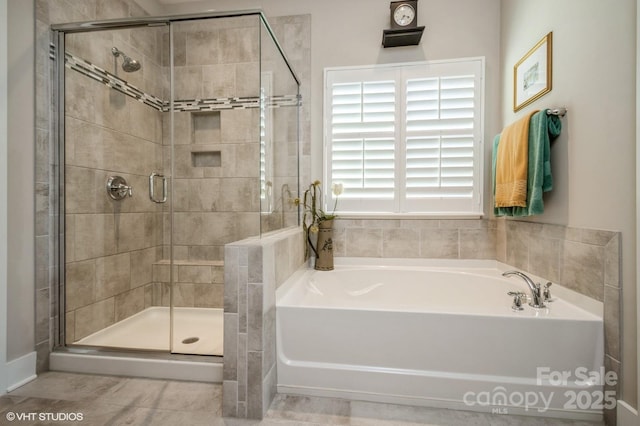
[324,58,484,216]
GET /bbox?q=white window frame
[323,57,485,218]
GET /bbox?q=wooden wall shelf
[382,26,425,48]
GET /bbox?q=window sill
[333,212,485,220]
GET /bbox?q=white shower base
[49,351,222,383]
[76,306,223,356]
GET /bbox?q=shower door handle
[149,172,167,203]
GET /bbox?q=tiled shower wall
[153,18,267,310]
[165,17,262,264]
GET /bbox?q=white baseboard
[617,400,638,426]
[6,351,37,392]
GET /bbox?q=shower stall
[51,11,299,364]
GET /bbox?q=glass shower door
[62,24,171,351]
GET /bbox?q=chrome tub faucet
[503,270,546,308]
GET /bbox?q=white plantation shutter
[404,70,479,213]
[328,76,397,211]
[331,137,395,198]
[325,58,483,215]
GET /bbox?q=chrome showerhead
[112,47,141,73]
[121,56,141,72]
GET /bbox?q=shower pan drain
[182,337,200,344]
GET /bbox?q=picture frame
[513,32,552,112]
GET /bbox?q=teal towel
[493,109,562,217]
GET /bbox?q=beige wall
[500,0,637,411]
[637,4,640,418]
[0,0,8,390]
[7,0,35,363]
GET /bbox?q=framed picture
[513,32,552,112]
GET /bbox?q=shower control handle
[106,176,133,200]
[149,172,167,203]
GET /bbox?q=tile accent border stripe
[173,94,300,112]
[65,52,165,111]
[64,51,301,113]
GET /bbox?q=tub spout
[502,270,546,308]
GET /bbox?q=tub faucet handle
[543,282,555,302]
[507,291,527,311]
[503,270,546,308]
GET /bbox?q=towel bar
[546,107,567,117]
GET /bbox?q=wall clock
[390,1,418,29]
[383,0,424,48]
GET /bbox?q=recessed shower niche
[191,150,222,168]
[192,111,221,144]
[53,12,300,360]
[191,111,222,167]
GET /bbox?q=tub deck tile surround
[499,220,621,361]
[333,218,498,260]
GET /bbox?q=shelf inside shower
[75,306,223,356]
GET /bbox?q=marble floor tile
[266,394,351,425]
[482,415,603,426]
[90,405,222,426]
[350,401,492,426]
[94,376,221,413]
[7,372,122,402]
[3,372,605,426]
[0,394,29,411]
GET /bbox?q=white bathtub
[276,258,604,421]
